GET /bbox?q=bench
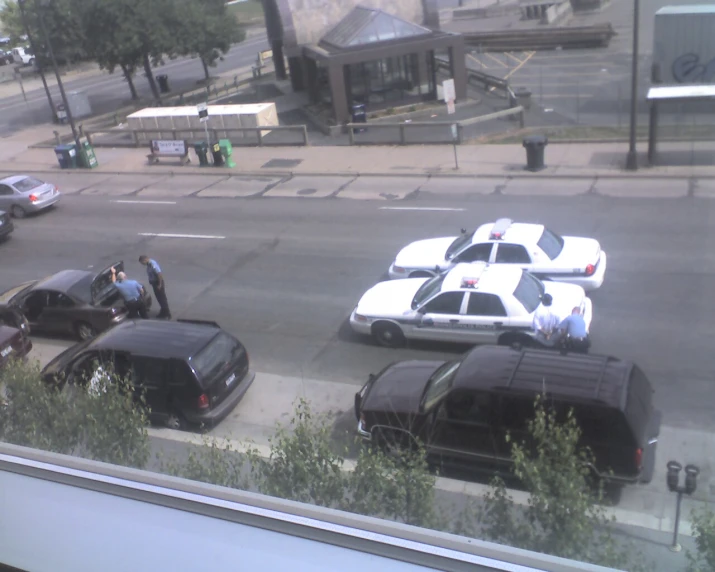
[147,140,190,165]
[146,152,190,165]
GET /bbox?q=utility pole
[34,0,81,156]
[17,0,55,120]
[625,0,640,171]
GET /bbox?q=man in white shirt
[532,293,559,346]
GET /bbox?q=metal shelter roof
[647,85,715,101]
[320,6,431,50]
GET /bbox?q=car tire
[28,58,35,66]
[10,205,26,219]
[372,321,406,348]
[166,411,187,431]
[74,321,96,341]
[409,270,434,278]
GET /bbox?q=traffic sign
[197,102,209,123]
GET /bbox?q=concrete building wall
[284,0,426,47]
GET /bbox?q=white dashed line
[379,207,466,212]
[112,200,177,205]
[138,233,225,239]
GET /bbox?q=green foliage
[479,395,646,571]
[687,506,715,572]
[0,358,149,469]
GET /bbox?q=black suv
[355,345,661,491]
[42,319,255,429]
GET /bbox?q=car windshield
[512,270,545,314]
[191,332,243,388]
[0,282,35,304]
[13,177,44,193]
[411,274,445,309]
[445,231,473,259]
[421,360,461,411]
[537,227,565,260]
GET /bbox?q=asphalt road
[0,33,269,135]
[2,184,715,433]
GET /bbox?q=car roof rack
[489,218,513,240]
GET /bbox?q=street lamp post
[625,0,640,170]
[665,460,700,552]
[17,0,55,119]
[33,0,81,156]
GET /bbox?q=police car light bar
[489,218,513,240]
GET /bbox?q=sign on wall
[443,78,456,115]
[150,140,187,156]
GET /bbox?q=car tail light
[29,194,38,203]
[635,448,643,470]
[585,263,595,276]
[393,266,407,274]
[197,393,210,410]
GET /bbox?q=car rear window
[190,332,243,387]
[536,228,565,260]
[13,177,44,193]
[512,271,545,314]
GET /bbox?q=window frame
[494,243,532,264]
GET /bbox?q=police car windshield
[421,360,460,411]
[512,271,545,314]
[537,228,565,260]
[412,274,445,309]
[446,232,473,259]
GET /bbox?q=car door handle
[493,322,503,326]
[449,319,459,324]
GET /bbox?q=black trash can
[523,135,548,172]
[211,142,224,167]
[351,103,367,133]
[54,144,77,169]
[193,141,209,167]
[156,74,170,94]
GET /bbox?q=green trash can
[54,144,77,170]
[194,141,209,167]
[77,138,99,169]
[218,139,235,168]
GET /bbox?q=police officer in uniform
[139,255,171,319]
[110,268,148,319]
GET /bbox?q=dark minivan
[42,319,255,430]
[355,345,661,490]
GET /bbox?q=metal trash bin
[351,103,367,133]
[514,87,532,111]
[194,141,209,167]
[77,138,99,169]
[218,139,235,168]
[156,74,170,94]
[54,144,77,169]
[211,142,224,167]
[523,135,548,172]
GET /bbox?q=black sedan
[0,261,152,340]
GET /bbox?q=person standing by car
[557,306,590,354]
[110,268,148,319]
[139,255,171,319]
[532,293,559,346]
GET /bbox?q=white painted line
[379,207,466,212]
[112,200,177,205]
[138,233,225,239]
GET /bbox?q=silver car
[0,175,61,218]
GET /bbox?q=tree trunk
[142,53,160,101]
[120,64,139,100]
[200,57,210,81]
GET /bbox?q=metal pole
[670,491,683,552]
[453,143,459,170]
[625,0,640,170]
[576,80,580,125]
[539,65,543,106]
[617,83,622,129]
[35,0,80,153]
[17,0,55,118]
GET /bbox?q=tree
[171,0,246,81]
[687,507,715,572]
[478,395,647,571]
[0,358,149,469]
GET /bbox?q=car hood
[393,237,456,270]
[542,281,589,328]
[355,278,427,317]
[554,236,602,267]
[363,360,444,414]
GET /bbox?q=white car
[350,262,592,348]
[388,218,607,291]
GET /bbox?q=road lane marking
[379,207,466,212]
[138,233,225,239]
[112,200,177,205]
[503,50,535,81]
[485,52,509,68]
[505,52,525,64]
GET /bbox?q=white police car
[388,218,607,291]
[350,262,592,348]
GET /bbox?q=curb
[147,427,698,538]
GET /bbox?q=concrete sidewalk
[3,124,715,180]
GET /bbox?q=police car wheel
[373,322,405,348]
[74,321,95,341]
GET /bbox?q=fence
[345,106,524,145]
[83,125,309,148]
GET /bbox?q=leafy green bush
[687,506,715,572]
